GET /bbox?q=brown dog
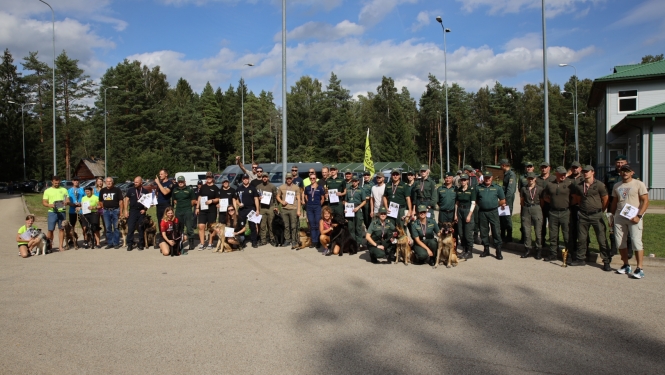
[118,216,128,247]
[434,222,458,268]
[62,221,79,250]
[143,215,157,248]
[210,223,234,253]
[394,225,412,265]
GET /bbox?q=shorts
[198,209,217,225]
[614,215,644,250]
[47,212,66,231]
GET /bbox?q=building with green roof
[588,59,665,199]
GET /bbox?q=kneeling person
[366,207,396,263]
[410,205,440,266]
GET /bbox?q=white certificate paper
[261,191,272,205]
[224,227,235,238]
[388,202,399,218]
[151,192,158,206]
[219,198,228,212]
[345,203,355,217]
[328,189,339,204]
[81,201,91,214]
[498,206,511,216]
[138,194,152,209]
[20,229,33,241]
[200,196,208,211]
[620,203,639,220]
[285,190,296,205]
[248,210,262,224]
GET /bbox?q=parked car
[0,182,7,193]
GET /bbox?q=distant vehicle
[80,179,96,189]
[175,172,208,187]
[0,182,7,193]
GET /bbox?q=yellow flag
[364,128,375,176]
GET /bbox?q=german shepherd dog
[62,221,79,250]
[328,213,358,256]
[294,228,312,250]
[272,211,286,246]
[394,225,412,265]
[210,223,233,253]
[143,215,157,249]
[78,213,95,249]
[434,222,458,269]
[118,216,128,247]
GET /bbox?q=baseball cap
[582,165,594,171]
[205,171,214,178]
[526,172,536,179]
[391,168,400,174]
[378,207,387,214]
[615,155,627,161]
[406,171,414,176]
[463,165,474,171]
[363,171,371,176]
[241,174,250,179]
[351,175,359,181]
[460,173,469,180]
[330,164,338,170]
[555,166,567,174]
[417,205,428,213]
[619,164,633,172]
[524,161,534,167]
[499,158,510,165]
[540,162,550,168]
[221,177,229,183]
[445,172,455,177]
[285,175,293,179]
[197,180,203,185]
[419,164,429,171]
[344,169,352,174]
[571,161,581,168]
[72,176,79,181]
[177,176,185,182]
[483,171,492,177]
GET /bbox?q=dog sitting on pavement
[394,224,412,265]
[294,228,312,250]
[118,216,128,247]
[62,221,78,250]
[434,222,458,269]
[272,212,285,246]
[143,215,157,249]
[210,223,233,253]
[327,213,358,256]
[31,229,50,256]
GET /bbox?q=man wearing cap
[278,175,301,249]
[195,172,220,250]
[571,165,611,268]
[435,172,456,225]
[465,165,481,244]
[236,174,261,248]
[413,165,437,218]
[519,162,536,244]
[67,177,85,242]
[345,175,367,246]
[536,162,556,249]
[257,174,278,247]
[344,169,354,191]
[366,207,397,264]
[455,173,476,259]
[383,169,412,227]
[567,161,583,254]
[370,173,386,218]
[410,205,440,266]
[325,165,346,217]
[519,172,544,259]
[236,156,259,181]
[476,171,507,259]
[361,171,374,228]
[605,155,635,259]
[542,166,575,262]
[218,177,237,225]
[172,176,197,250]
[500,159,517,243]
[609,164,649,278]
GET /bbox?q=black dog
[272,212,285,246]
[78,213,95,249]
[329,213,358,256]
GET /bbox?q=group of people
[18,155,650,279]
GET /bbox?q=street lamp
[241,63,254,165]
[104,86,118,178]
[437,110,443,178]
[8,101,37,181]
[559,63,579,161]
[38,0,57,175]
[436,16,451,172]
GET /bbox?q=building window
[618,90,637,112]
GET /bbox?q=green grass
[24,192,157,219]
[648,200,665,207]
[514,213,665,258]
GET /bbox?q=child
[17,215,40,258]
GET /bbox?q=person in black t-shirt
[154,169,173,244]
[249,166,265,189]
[218,178,237,224]
[99,177,124,249]
[123,176,150,251]
[195,172,220,250]
[236,174,260,248]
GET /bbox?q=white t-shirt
[371,184,386,213]
[612,178,648,214]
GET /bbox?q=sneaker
[632,268,645,279]
[105,244,113,249]
[616,264,631,274]
[197,244,205,251]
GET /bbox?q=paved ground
[2,193,665,374]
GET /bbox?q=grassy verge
[513,213,665,258]
[648,200,665,207]
[24,192,157,219]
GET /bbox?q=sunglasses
[227,208,235,212]
[256,170,263,172]
[391,173,400,176]
[291,169,298,172]
[252,166,258,169]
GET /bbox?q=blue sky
[1,0,664,102]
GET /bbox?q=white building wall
[606,79,665,130]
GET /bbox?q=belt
[551,207,569,212]
[480,207,498,212]
[458,205,470,209]
[525,203,539,207]
[440,209,454,213]
[580,209,601,215]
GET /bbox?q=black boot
[496,246,503,260]
[466,246,473,259]
[534,248,542,260]
[480,246,490,258]
[386,249,395,264]
[370,253,378,264]
[427,256,436,266]
[520,247,529,258]
[474,233,482,245]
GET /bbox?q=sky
[1,0,664,103]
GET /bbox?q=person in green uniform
[413,164,438,218]
[571,165,611,269]
[536,162,556,250]
[465,165,481,244]
[543,166,574,262]
[345,175,366,245]
[172,176,197,251]
[519,172,544,259]
[361,171,374,228]
[365,207,397,263]
[382,169,412,227]
[455,173,476,259]
[604,155,635,259]
[567,161,583,255]
[410,205,440,266]
[476,171,506,259]
[325,165,346,217]
[519,161,536,244]
[257,174,279,246]
[343,169,354,191]
[500,159,517,243]
[435,172,456,225]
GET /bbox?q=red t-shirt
[160,218,179,234]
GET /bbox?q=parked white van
[174,172,208,187]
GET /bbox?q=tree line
[2,47,632,182]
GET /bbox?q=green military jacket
[345,185,366,206]
[456,185,477,206]
[503,170,517,199]
[172,186,196,213]
[476,183,506,211]
[544,178,573,210]
[361,180,374,201]
[367,219,396,242]
[536,174,556,190]
[410,218,440,240]
[519,173,530,190]
[383,181,412,207]
[436,185,457,211]
[413,177,437,206]
[325,176,346,203]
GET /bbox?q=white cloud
[0,0,127,30]
[275,20,365,42]
[358,0,419,27]
[610,0,665,44]
[456,0,602,18]
[411,10,432,32]
[504,32,541,51]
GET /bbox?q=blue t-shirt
[68,187,85,213]
[156,179,173,205]
[304,184,325,206]
[292,177,303,189]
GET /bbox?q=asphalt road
[2,193,665,375]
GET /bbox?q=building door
[608,149,624,165]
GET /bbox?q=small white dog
[31,229,50,256]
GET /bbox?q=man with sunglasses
[519,161,536,244]
[567,161,583,255]
[290,166,303,189]
[382,169,412,227]
[257,173,278,246]
[236,156,259,181]
[605,155,636,260]
[250,166,265,189]
[325,165,346,217]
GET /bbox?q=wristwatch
[637,214,643,219]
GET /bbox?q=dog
[328,213,358,256]
[143,215,157,249]
[294,228,312,250]
[167,220,184,256]
[210,223,233,253]
[118,216,128,247]
[31,229,49,256]
[62,221,79,250]
[78,213,95,248]
[272,212,285,246]
[434,222,458,269]
[394,225,412,265]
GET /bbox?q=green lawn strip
[648,200,665,207]
[23,193,50,217]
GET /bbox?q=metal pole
[444,28,450,173]
[21,105,26,181]
[437,111,443,179]
[281,0,287,182]
[39,0,56,175]
[103,86,117,178]
[573,66,579,162]
[542,0,550,162]
[241,78,245,165]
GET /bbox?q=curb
[500,241,665,268]
[21,193,31,215]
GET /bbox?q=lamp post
[8,101,37,181]
[436,16,451,172]
[38,0,57,175]
[542,0,550,163]
[240,63,254,165]
[282,0,288,183]
[437,110,443,179]
[104,86,118,178]
[559,63,579,161]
